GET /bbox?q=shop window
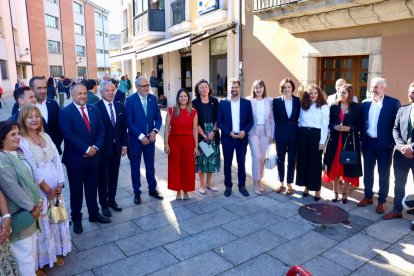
[0,60,8,79]
[77,66,87,77]
[50,65,63,77]
[210,36,227,97]
[318,55,369,102]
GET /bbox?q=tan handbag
[48,196,67,224]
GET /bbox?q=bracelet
[2,214,11,220]
[46,189,52,195]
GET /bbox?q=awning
[135,32,191,60]
[109,50,136,62]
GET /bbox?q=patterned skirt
[0,241,19,276]
[196,123,221,173]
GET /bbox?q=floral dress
[20,133,71,269]
[0,241,19,276]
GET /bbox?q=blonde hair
[18,105,44,136]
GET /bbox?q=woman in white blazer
[248,80,274,195]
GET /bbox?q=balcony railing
[134,9,165,35]
[121,27,129,44]
[254,0,299,11]
[172,0,185,26]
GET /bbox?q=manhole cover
[299,203,349,224]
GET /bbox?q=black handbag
[340,133,358,165]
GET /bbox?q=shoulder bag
[340,132,358,165]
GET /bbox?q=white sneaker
[207,184,218,192]
[199,187,206,194]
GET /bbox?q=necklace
[28,133,48,162]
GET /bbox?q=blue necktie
[142,96,147,116]
[109,103,115,127]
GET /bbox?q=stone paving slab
[184,195,242,214]
[71,221,143,251]
[266,215,315,240]
[322,233,389,271]
[351,259,411,276]
[374,233,414,274]
[164,227,237,261]
[302,256,351,276]
[98,204,156,228]
[349,203,394,222]
[268,231,337,266]
[364,218,413,244]
[92,247,178,276]
[224,196,280,216]
[178,208,240,235]
[221,210,283,237]
[44,243,125,275]
[265,198,302,218]
[219,254,289,276]
[150,251,233,276]
[214,229,287,265]
[115,224,189,256]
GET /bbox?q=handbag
[11,209,36,234]
[264,144,277,170]
[340,133,358,165]
[199,141,215,158]
[48,196,67,224]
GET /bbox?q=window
[172,0,185,25]
[103,33,108,37]
[50,65,63,77]
[0,17,3,37]
[104,50,109,54]
[76,45,85,56]
[318,55,369,102]
[77,66,87,76]
[210,37,227,96]
[95,11,101,18]
[103,15,108,21]
[73,2,82,14]
[74,24,84,35]
[48,40,61,53]
[96,49,103,54]
[46,0,57,3]
[95,30,102,36]
[0,60,8,79]
[45,14,59,28]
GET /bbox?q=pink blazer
[248,97,274,138]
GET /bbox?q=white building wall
[163,51,181,106]
[191,41,210,86]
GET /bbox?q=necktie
[109,103,116,127]
[142,96,147,116]
[80,106,91,133]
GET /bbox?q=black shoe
[134,194,141,204]
[101,207,112,217]
[407,209,414,215]
[149,191,163,200]
[108,201,122,212]
[89,213,111,224]
[73,220,83,234]
[411,222,414,231]
[224,187,232,197]
[332,192,339,202]
[314,196,321,202]
[239,186,250,197]
[303,191,309,197]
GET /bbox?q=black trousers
[296,127,322,191]
[98,144,122,207]
[392,150,414,212]
[276,140,297,184]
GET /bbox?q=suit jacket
[114,89,126,104]
[361,95,400,150]
[125,93,162,144]
[393,104,414,152]
[273,95,300,143]
[59,103,105,167]
[217,97,254,145]
[87,91,100,105]
[249,97,274,138]
[95,100,128,157]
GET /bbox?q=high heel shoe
[342,193,348,204]
[332,192,339,202]
[303,191,309,197]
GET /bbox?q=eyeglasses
[137,84,150,88]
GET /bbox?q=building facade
[111,0,242,105]
[246,0,414,103]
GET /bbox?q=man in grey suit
[383,82,414,229]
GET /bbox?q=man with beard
[383,82,414,226]
[218,78,253,197]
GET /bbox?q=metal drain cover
[299,203,349,224]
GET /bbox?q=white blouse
[299,103,330,144]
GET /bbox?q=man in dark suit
[95,81,128,217]
[59,83,110,234]
[383,82,414,226]
[85,79,100,104]
[358,77,401,214]
[125,76,163,204]
[8,86,37,122]
[29,76,63,154]
[112,79,126,104]
[218,78,254,197]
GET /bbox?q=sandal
[276,186,286,193]
[286,186,294,195]
[54,257,65,267]
[342,193,348,204]
[332,192,339,202]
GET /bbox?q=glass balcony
[171,0,185,26]
[254,0,299,12]
[121,27,129,44]
[134,9,165,36]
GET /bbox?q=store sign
[198,0,219,15]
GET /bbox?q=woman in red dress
[324,84,362,203]
[164,88,199,200]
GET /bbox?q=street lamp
[20,47,30,57]
[76,57,82,64]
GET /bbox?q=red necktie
[80,106,91,133]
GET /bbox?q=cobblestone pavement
[1,95,413,275]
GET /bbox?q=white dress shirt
[36,100,48,123]
[299,103,330,144]
[231,97,241,133]
[73,102,94,153]
[367,96,384,138]
[283,96,293,118]
[255,99,266,125]
[103,99,116,124]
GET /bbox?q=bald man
[327,79,358,106]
